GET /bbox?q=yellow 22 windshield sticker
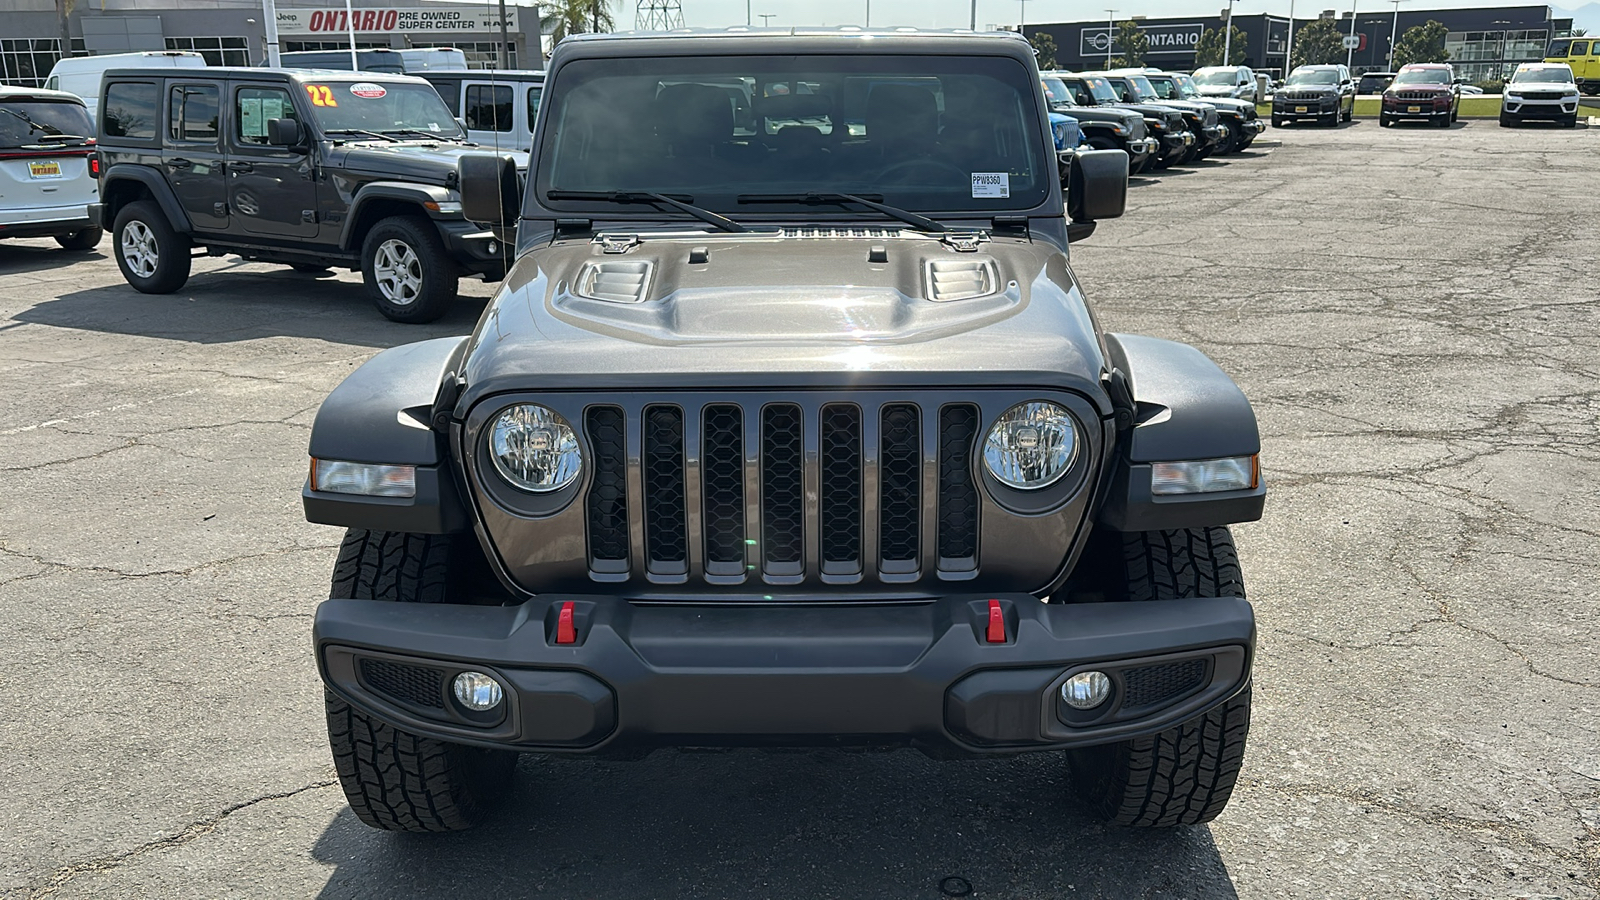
[305,85,339,107]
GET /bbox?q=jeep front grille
[1393,91,1442,101]
[1202,107,1218,127]
[1278,91,1328,102]
[577,397,983,585]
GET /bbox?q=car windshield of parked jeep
[1392,69,1450,85]
[1041,76,1076,107]
[1123,74,1163,102]
[1286,70,1340,86]
[1511,66,1575,83]
[1193,69,1237,86]
[537,55,1052,216]
[0,100,94,148]
[303,81,464,139]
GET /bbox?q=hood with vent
[460,229,1108,399]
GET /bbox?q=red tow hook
[555,601,577,644]
[985,599,1006,643]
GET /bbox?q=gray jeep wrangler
[304,29,1266,833]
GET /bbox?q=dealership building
[1,0,543,88]
[1027,4,1572,81]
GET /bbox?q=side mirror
[459,152,522,227]
[1066,148,1127,243]
[266,117,301,147]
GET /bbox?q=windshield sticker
[350,83,388,99]
[305,85,338,107]
[971,172,1010,199]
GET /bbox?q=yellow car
[1545,37,1600,94]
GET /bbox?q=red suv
[1380,63,1460,128]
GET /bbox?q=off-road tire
[113,201,190,294]
[324,529,517,832]
[1270,115,1283,127]
[1499,112,1513,127]
[55,226,102,251]
[1067,526,1252,827]
[1436,113,1451,128]
[360,215,458,324]
[1379,113,1392,127]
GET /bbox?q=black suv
[96,68,524,322]
[1272,64,1355,127]
[304,29,1264,835]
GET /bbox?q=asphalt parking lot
[2,120,1597,899]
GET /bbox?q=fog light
[1061,671,1112,710]
[452,671,503,711]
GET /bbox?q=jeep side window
[527,85,542,125]
[465,84,512,132]
[1574,41,1591,56]
[103,82,158,140]
[235,86,295,146]
[168,84,219,143]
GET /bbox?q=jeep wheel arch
[340,182,462,252]
[100,164,192,234]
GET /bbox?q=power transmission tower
[636,0,684,30]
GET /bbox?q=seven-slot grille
[580,399,983,584]
[1392,90,1443,102]
[1278,91,1329,102]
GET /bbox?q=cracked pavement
[1,122,1596,898]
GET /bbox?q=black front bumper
[316,593,1254,757]
[436,219,509,279]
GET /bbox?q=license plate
[1295,106,1307,113]
[1407,105,1421,113]
[28,160,62,179]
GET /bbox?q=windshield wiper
[546,190,749,233]
[737,191,946,233]
[382,128,459,140]
[322,128,399,142]
[0,106,65,136]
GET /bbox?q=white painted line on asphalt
[0,389,202,436]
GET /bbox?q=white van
[420,70,545,151]
[0,86,103,251]
[44,51,205,118]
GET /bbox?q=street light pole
[1285,0,1296,71]
[1106,8,1116,65]
[760,13,775,25]
[971,0,977,30]
[1346,0,1358,68]
[1019,0,1027,33]
[1387,0,1404,71]
[1223,0,1236,66]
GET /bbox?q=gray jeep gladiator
[304,29,1266,834]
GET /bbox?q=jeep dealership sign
[277,7,519,35]
[1079,23,1204,57]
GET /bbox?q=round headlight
[983,401,1078,490]
[488,404,581,492]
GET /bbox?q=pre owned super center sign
[277,7,519,35]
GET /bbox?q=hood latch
[941,230,990,253]
[596,234,641,254]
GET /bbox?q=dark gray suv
[303,29,1265,835]
[1273,64,1356,126]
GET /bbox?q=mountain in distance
[1553,2,1600,33]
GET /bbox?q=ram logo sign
[1080,23,1205,57]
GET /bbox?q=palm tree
[541,0,617,46]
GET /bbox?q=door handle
[230,161,254,174]
[168,158,192,169]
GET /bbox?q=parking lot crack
[22,779,338,899]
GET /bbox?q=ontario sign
[1079,23,1205,57]
[276,7,520,35]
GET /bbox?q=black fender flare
[339,182,459,252]
[1076,121,1127,145]
[303,337,471,533]
[1097,333,1265,532]
[100,164,192,233]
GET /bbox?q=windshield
[1041,76,1075,106]
[1287,69,1339,85]
[537,55,1052,216]
[303,81,464,138]
[1067,76,1120,104]
[1193,69,1237,86]
[1392,68,1449,85]
[1126,74,1162,101]
[1512,66,1574,83]
[0,100,94,148]
[1172,74,1202,98]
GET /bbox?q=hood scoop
[925,258,1000,302]
[576,260,653,303]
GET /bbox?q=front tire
[1270,115,1283,127]
[1067,527,1252,827]
[113,201,189,294]
[324,530,517,832]
[360,216,458,324]
[55,226,103,251]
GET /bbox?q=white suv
[1500,62,1581,128]
[0,86,102,250]
[1192,65,1258,102]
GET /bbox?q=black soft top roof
[98,67,434,86]
[550,28,1034,64]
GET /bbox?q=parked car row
[1042,69,1265,176]
[1269,60,1586,129]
